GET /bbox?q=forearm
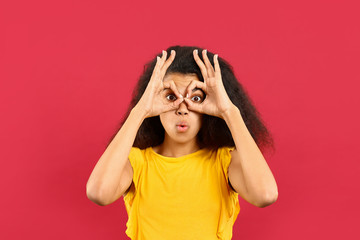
[86,106,146,201]
[222,105,278,203]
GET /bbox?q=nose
[176,101,189,115]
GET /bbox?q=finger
[202,49,215,78]
[153,55,161,71]
[159,50,167,69]
[163,80,183,100]
[193,49,208,83]
[162,95,184,113]
[186,80,206,100]
[150,56,161,84]
[213,54,222,80]
[152,50,168,84]
[183,98,203,113]
[170,97,184,111]
[160,50,176,79]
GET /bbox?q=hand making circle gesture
[183,49,235,118]
[136,50,184,118]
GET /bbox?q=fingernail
[162,50,165,55]
[186,93,189,98]
[215,54,218,60]
[204,49,207,54]
[180,94,183,98]
[157,56,160,61]
[195,49,198,54]
[171,50,175,55]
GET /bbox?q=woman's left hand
[183,49,235,119]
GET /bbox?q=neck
[154,136,200,158]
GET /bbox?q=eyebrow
[163,87,204,94]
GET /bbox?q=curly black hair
[107,45,275,154]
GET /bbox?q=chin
[166,131,198,143]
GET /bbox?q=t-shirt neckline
[149,146,207,161]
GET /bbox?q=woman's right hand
[136,50,184,118]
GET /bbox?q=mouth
[176,122,189,132]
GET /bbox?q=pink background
[1,0,359,239]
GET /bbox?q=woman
[86,45,278,239]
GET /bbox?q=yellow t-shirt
[123,146,240,240]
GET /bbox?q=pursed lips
[176,122,188,127]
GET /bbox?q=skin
[152,49,235,157]
[136,50,184,119]
[154,73,205,158]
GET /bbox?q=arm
[185,49,278,208]
[86,106,146,206]
[184,49,278,208]
[86,50,182,206]
[222,105,278,208]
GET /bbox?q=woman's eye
[191,95,202,102]
[166,94,177,101]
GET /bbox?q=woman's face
[159,73,205,145]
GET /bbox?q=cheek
[159,113,171,128]
[192,115,203,129]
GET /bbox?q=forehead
[163,73,200,87]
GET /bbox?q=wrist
[131,105,148,120]
[221,104,240,120]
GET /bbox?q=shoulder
[217,146,236,157]
[128,147,150,167]
[216,146,236,171]
[129,146,151,156]
[217,146,238,192]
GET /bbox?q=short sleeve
[128,147,145,191]
[218,146,236,192]
[123,147,145,238]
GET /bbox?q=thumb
[164,97,184,112]
[183,98,203,113]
